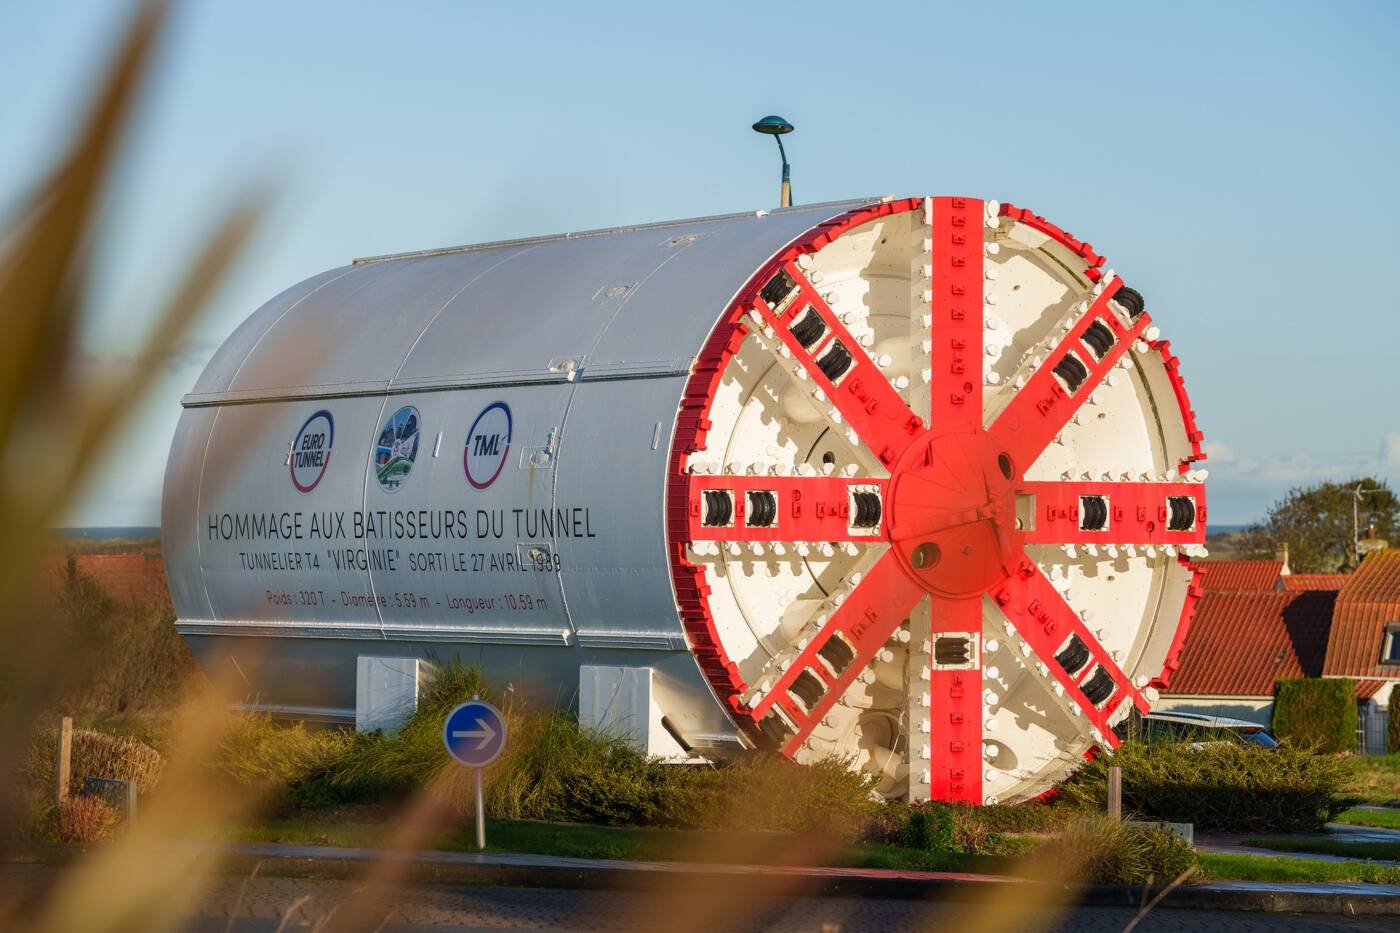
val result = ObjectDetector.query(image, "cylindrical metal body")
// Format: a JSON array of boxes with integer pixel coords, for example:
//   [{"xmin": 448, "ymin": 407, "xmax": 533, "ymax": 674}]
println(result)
[
  {"xmin": 164, "ymin": 196, "xmax": 1207, "ymax": 802},
  {"xmin": 164, "ymin": 201, "xmax": 873, "ymax": 742}
]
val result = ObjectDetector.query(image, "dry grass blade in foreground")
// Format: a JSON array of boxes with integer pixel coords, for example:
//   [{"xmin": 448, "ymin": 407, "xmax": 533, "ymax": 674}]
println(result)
[{"xmin": 0, "ymin": 2, "xmax": 266, "ymax": 930}]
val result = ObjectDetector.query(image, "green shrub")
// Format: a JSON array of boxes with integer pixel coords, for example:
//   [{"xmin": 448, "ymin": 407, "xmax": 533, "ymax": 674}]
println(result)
[
  {"xmin": 706, "ymin": 755, "xmax": 880, "ymax": 837},
  {"xmin": 881, "ymin": 800, "xmax": 1083, "ymax": 856},
  {"xmin": 1031, "ymin": 816, "xmax": 1198, "ymax": 886},
  {"xmin": 1273, "ymin": 678, "xmax": 1357, "ymax": 753},
  {"xmin": 53, "ymin": 795, "xmax": 119, "ymax": 845},
  {"xmin": 332, "ymin": 661, "xmax": 488, "ymax": 788},
  {"xmin": 1389, "ymin": 707, "xmax": 1400, "ymax": 754},
  {"xmin": 326, "ymin": 661, "xmax": 880, "ymax": 838},
  {"xmin": 1057, "ymin": 739, "xmax": 1351, "ymax": 833},
  {"xmin": 892, "ymin": 803, "xmax": 957, "ymax": 851},
  {"xmin": 213, "ymin": 714, "xmax": 353, "ymax": 788}
]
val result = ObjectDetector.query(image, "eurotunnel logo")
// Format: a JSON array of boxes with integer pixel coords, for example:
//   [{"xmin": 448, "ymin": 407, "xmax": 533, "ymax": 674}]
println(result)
[
  {"xmin": 464, "ymin": 401, "xmax": 511, "ymax": 490},
  {"xmin": 374, "ymin": 405, "xmax": 420, "ymax": 493},
  {"xmin": 290, "ymin": 409, "xmax": 334, "ymax": 493}
]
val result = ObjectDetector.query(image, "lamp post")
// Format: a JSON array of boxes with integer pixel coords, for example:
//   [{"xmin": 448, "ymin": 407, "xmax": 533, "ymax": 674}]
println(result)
[{"xmin": 752, "ymin": 115, "xmax": 794, "ymax": 208}]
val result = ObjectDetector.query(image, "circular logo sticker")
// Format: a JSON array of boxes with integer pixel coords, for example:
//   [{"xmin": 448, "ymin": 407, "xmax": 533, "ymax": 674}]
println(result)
[
  {"xmin": 374, "ymin": 405, "xmax": 421, "ymax": 492},
  {"xmin": 464, "ymin": 401, "xmax": 512, "ymax": 490},
  {"xmin": 290, "ymin": 409, "xmax": 334, "ymax": 493}
]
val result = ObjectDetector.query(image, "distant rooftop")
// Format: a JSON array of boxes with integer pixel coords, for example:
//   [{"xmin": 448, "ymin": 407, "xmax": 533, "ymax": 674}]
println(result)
[{"xmin": 1199, "ymin": 560, "xmax": 1284, "ymax": 594}]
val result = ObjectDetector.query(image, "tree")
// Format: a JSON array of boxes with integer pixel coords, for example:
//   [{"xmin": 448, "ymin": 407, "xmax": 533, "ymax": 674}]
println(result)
[{"xmin": 1243, "ymin": 477, "xmax": 1399, "ymax": 573}]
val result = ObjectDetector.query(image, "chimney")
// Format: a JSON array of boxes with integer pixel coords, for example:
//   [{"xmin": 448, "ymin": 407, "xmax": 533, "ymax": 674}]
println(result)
[{"xmin": 1276, "ymin": 543, "xmax": 1291, "ymax": 576}]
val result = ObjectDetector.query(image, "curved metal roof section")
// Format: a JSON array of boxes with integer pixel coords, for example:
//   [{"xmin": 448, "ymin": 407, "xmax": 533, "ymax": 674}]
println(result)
[{"xmin": 185, "ymin": 198, "xmax": 883, "ymax": 407}]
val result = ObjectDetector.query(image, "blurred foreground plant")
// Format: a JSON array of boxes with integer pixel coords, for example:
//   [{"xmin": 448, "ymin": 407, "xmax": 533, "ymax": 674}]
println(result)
[
  {"xmin": 0, "ymin": 0, "xmax": 261, "ymax": 838},
  {"xmin": 0, "ymin": 2, "xmax": 273, "ymax": 931}
]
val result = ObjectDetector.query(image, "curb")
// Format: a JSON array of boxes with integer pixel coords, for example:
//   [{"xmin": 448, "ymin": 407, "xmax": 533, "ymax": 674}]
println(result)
[{"xmin": 10, "ymin": 843, "xmax": 1400, "ymax": 916}]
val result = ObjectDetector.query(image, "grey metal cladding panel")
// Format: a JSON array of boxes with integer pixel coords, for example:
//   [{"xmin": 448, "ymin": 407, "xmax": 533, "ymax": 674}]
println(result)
[
  {"xmin": 587, "ymin": 203, "xmax": 863, "ymax": 368},
  {"xmin": 191, "ymin": 268, "xmax": 351, "ymax": 396},
  {"xmin": 363, "ymin": 384, "xmax": 574, "ymax": 642},
  {"xmin": 553, "ymin": 376, "xmax": 687, "ymax": 638},
  {"xmin": 227, "ymin": 250, "xmax": 526, "ymax": 394},
  {"xmin": 197, "ymin": 397, "xmax": 385, "ymax": 628},
  {"xmin": 162, "ymin": 407, "xmax": 217, "ymax": 620},
  {"xmin": 395, "ymin": 230, "xmax": 682, "ymax": 383}
]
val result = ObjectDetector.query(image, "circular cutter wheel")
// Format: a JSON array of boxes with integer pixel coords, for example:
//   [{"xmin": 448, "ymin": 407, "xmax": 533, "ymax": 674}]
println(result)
[{"xmin": 667, "ymin": 197, "xmax": 1207, "ymax": 804}]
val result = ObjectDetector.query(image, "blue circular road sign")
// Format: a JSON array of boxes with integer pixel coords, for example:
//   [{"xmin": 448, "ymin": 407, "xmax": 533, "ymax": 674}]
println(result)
[{"xmin": 443, "ymin": 700, "xmax": 507, "ymax": 767}]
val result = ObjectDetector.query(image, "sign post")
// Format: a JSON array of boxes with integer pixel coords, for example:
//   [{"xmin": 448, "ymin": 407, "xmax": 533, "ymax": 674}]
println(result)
[{"xmin": 442, "ymin": 697, "xmax": 507, "ymax": 850}]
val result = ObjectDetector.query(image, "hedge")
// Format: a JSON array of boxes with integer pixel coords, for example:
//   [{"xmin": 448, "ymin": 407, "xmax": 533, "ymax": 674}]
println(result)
[
  {"xmin": 1390, "ymin": 700, "xmax": 1400, "ymax": 754},
  {"xmin": 1273, "ymin": 678, "xmax": 1357, "ymax": 753},
  {"xmin": 1057, "ymin": 739, "xmax": 1351, "ymax": 833}
]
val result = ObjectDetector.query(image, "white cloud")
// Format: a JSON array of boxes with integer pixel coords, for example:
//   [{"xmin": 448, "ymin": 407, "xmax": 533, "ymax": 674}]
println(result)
[
  {"xmin": 1203, "ymin": 435, "xmax": 1398, "ymax": 487},
  {"xmin": 1385, "ymin": 433, "xmax": 1400, "ymax": 469},
  {"xmin": 1202, "ymin": 439, "xmax": 1234, "ymax": 464}
]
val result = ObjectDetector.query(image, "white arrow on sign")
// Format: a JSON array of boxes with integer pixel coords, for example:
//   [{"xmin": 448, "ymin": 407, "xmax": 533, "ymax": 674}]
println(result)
[{"xmin": 451, "ymin": 720, "xmax": 497, "ymax": 749}]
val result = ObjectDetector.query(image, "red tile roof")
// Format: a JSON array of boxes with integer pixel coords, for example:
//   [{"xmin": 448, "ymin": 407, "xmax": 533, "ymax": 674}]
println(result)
[
  {"xmin": 1355, "ymin": 679, "xmax": 1389, "ymax": 700},
  {"xmin": 1199, "ymin": 560, "xmax": 1283, "ymax": 593},
  {"xmin": 1322, "ymin": 550, "xmax": 1400, "ymax": 680},
  {"xmin": 1164, "ymin": 590, "xmax": 1335, "ymax": 697},
  {"xmin": 1281, "ymin": 574, "xmax": 1349, "ymax": 592}
]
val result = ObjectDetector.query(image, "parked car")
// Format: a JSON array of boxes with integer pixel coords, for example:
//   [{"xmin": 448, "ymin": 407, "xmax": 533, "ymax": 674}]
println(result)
[{"xmin": 1129, "ymin": 711, "xmax": 1279, "ymax": 748}]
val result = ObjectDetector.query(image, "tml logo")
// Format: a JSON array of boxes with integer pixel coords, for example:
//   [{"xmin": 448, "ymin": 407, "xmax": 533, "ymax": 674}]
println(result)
[{"xmin": 464, "ymin": 401, "xmax": 512, "ymax": 490}]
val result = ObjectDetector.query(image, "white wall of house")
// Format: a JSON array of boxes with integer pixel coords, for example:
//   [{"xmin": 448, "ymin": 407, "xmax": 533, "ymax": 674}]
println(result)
[{"xmin": 1155, "ymin": 695, "xmax": 1274, "ymax": 725}]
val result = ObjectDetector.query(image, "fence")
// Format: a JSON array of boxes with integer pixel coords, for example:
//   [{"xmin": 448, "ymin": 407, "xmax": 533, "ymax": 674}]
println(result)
[{"xmin": 1358, "ymin": 705, "xmax": 1389, "ymax": 755}]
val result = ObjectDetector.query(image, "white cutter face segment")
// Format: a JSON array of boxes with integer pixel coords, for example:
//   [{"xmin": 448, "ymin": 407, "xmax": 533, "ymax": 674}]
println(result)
[{"xmin": 670, "ymin": 198, "xmax": 1206, "ymax": 804}]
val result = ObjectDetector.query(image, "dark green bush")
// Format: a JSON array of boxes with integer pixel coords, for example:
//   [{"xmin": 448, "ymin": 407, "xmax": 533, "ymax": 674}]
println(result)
[
  {"xmin": 1057, "ymin": 739, "xmax": 1352, "ymax": 833},
  {"xmin": 892, "ymin": 803, "xmax": 957, "ymax": 852},
  {"xmin": 1031, "ymin": 816, "xmax": 1198, "ymax": 886},
  {"xmin": 1273, "ymin": 678, "xmax": 1357, "ymax": 753},
  {"xmin": 1389, "ymin": 705, "xmax": 1400, "ymax": 754}
]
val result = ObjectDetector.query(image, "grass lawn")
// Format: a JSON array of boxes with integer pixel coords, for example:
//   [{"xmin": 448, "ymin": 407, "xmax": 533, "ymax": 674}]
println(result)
[
  {"xmin": 1199, "ymin": 853, "xmax": 1400, "ymax": 885},
  {"xmin": 1239, "ymin": 836, "xmax": 1400, "ymax": 862},
  {"xmin": 218, "ymin": 814, "xmax": 1013, "ymax": 875},
  {"xmin": 1343, "ymin": 754, "xmax": 1400, "ymax": 806},
  {"xmin": 1334, "ymin": 807, "xmax": 1400, "ymax": 830},
  {"xmin": 220, "ymin": 813, "xmax": 1400, "ymax": 885}
]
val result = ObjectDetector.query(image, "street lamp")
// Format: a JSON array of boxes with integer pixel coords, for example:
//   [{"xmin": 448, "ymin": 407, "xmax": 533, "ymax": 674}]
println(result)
[{"xmin": 752, "ymin": 115, "xmax": 794, "ymax": 208}]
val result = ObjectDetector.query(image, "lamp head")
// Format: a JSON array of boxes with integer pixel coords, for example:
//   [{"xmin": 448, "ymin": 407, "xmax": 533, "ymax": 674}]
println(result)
[{"xmin": 751, "ymin": 115, "xmax": 794, "ymax": 136}]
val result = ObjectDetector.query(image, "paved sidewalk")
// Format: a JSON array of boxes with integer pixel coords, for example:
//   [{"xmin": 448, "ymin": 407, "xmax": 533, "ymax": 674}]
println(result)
[{"xmin": 1198, "ymin": 820, "xmax": 1400, "ymax": 865}]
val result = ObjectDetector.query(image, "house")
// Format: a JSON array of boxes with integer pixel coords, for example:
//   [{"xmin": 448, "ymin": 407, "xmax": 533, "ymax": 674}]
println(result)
[
  {"xmin": 1158, "ymin": 553, "xmax": 1399, "ymax": 753},
  {"xmin": 1157, "ymin": 586, "xmax": 1334, "ymax": 726},
  {"xmin": 1322, "ymin": 551, "xmax": 1400, "ymax": 749}
]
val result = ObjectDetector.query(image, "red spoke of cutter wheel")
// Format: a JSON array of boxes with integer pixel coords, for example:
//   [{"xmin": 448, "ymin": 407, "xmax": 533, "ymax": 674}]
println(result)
[
  {"xmin": 743, "ymin": 549, "xmax": 925, "ymax": 756},
  {"xmin": 749, "ymin": 261, "xmax": 923, "ymax": 467},
  {"xmin": 989, "ymin": 558, "xmax": 1150, "ymax": 745},
  {"xmin": 1018, "ymin": 480, "xmax": 1206, "ymax": 546},
  {"xmin": 925, "ymin": 592, "xmax": 986, "ymax": 803},
  {"xmin": 685, "ymin": 475, "xmax": 888, "ymax": 542},
  {"xmin": 989, "ymin": 279, "xmax": 1153, "ymax": 469},
  {"xmin": 926, "ymin": 196, "xmax": 986, "ymax": 431},
  {"xmin": 911, "ymin": 196, "xmax": 991, "ymax": 804}
]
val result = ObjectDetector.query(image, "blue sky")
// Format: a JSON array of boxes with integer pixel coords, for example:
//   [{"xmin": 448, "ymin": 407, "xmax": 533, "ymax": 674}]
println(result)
[{"xmin": 3, "ymin": 0, "xmax": 1397, "ymax": 526}]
